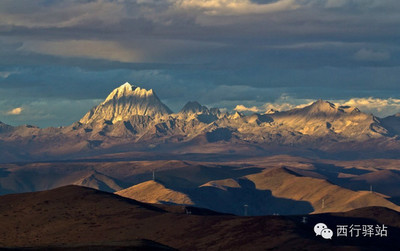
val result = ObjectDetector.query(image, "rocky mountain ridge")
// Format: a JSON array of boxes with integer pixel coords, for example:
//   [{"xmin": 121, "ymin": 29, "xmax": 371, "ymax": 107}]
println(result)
[
  {"xmin": 1, "ymin": 82, "xmax": 400, "ymax": 161},
  {"xmin": 79, "ymin": 83, "xmax": 172, "ymax": 124}
]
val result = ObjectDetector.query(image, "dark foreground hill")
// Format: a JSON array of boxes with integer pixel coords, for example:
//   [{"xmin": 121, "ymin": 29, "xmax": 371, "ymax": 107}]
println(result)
[{"xmin": 0, "ymin": 186, "xmax": 399, "ymax": 250}]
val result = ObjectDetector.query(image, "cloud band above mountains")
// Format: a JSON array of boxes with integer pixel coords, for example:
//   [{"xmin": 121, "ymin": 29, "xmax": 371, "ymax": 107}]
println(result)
[{"xmin": 235, "ymin": 97, "xmax": 400, "ymax": 118}]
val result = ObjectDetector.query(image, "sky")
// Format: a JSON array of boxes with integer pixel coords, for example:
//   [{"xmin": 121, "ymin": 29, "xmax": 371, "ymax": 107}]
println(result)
[{"xmin": 0, "ymin": 0, "xmax": 400, "ymax": 127}]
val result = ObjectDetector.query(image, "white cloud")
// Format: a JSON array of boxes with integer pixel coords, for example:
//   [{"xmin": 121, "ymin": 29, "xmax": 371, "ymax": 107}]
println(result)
[
  {"xmin": 233, "ymin": 96, "xmax": 400, "ymax": 117},
  {"xmin": 0, "ymin": 71, "xmax": 14, "ymax": 78},
  {"xmin": 354, "ymin": 48, "xmax": 390, "ymax": 62},
  {"xmin": 6, "ymin": 107, "xmax": 23, "ymax": 115},
  {"xmin": 234, "ymin": 104, "xmax": 259, "ymax": 112},
  {"xmin": 261, "ymin": 95, "xmax": 313, "ymax": 112},
  {"xmin": 334, "ymin": 97, "xmax": 400, "ymax": 117},
  {"xmin": 262, "ymin": 102, "xmax": 311, "ymax": 112},
  {"xmin": 233, "ymin": 95, "xmax": 313, "ymax": 114}
]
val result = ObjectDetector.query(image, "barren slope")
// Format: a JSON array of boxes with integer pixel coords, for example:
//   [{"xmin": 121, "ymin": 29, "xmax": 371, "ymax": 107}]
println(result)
[
  {"xmin": 116, "ymin": 180, "xmax": 194, "ymax": 205},
  {"xmin": 1, "ymin": 186, "xmax": 400, "ymax": 250},
  {"xmin": 245, "ymin": 167, "xmax": 400, "ymax": 213}
]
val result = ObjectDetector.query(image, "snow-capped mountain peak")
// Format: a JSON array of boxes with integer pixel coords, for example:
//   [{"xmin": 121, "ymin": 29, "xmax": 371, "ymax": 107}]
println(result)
[
  {"xmin": 104, "ymin": 83, "xmax": 154, "ymax": 102},
  {"xmin": 305, "ymin": 99, "xmax": 338, "ymax": 115},
  {"xmin": 79, "ymin": 82, "xmax": 172, "ymax": 124}
]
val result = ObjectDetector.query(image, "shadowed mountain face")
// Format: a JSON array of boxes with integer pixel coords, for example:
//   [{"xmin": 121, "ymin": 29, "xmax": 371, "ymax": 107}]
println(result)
[
  {"xmin": 115, "ymin": 165, "xmax": 400, "ymax": 216},
  {"xmin": 1, "ymin": 82, "xmax": 400, "ymax": 162},
  {"xmin": 180, "ymin": 101, "xmax": 210, "ymax": 114},
  {"xmin": 3, "ymin": 155, "xmax": 400, "ymax": 216},
  {"xmin": 1, "ymin": 185, "xmax": 400, "ymax": 250},
  {"xmin": 381, "ymin": 113, "xmax": 400, "ymax": 136}
]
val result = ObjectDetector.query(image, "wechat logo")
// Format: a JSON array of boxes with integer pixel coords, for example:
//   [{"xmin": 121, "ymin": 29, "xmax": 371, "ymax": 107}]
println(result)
[{"xmin": 314, "ymin": 223, "xmax": 333, "ymax": 240}]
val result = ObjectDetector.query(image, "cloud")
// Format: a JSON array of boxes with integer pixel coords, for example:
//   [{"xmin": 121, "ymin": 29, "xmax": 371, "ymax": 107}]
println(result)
[
  {"xmin": 0, "ymin": 0, "xmax": 126, "ymax": 28},
  {"xmin": 1, "ymin": 0, "xmax": 399, "ymax": 68},
  {"xmin": 232, "ymin": 95, "xmax": 313, "ymax": 114},
  {"xmin": 6, "ymin": 107, "xmax": 23, "ymax": 115},
  {"xmin": 335, "ymin": 97, "xmax": 400, "ymax": 117},
  {"xmin": 262, "ymin": 102, "xmax": 311, "ymax": 112},
  {"xmin": 173, "ymin": 0, "xmax": 300, "ymax": 15},
  {"xmin": 323, "ymin": 0, "xmax": 349, "ymax": 8},
  {"xmin": 270, "ymin": 41, "xmax": 364, "ymax": 50},
  {"xmin": 354, "ymin": 49, "xmax": 390, "ymax": 62},
  {"xmin": 260, "ymin": 95, "xmax": 313, "ymax": 112},
  {"xmin": 234, "ymin": 104, "xmax": 259, "ymax": 112},
  {"xmin": 0, "ymin": 71, "xmax": 15, "ymax": 78},
  {"xmin": 0, "ymin": 98, "xmax": 102, "ymax": 127},
  {"xmin": 20, "ymin": 40, "xmax": 142, "ymax": 63},
  {"xmin": 302, "ymin": 0, "xmax": 393, "ymax": 10},
  {"xmin": 249, "ymin": 96, "xmax": 400, "ymax": 117},
  {"xmin": 233, "ymin": 102, "xmax": 307, "ymax": 114}
]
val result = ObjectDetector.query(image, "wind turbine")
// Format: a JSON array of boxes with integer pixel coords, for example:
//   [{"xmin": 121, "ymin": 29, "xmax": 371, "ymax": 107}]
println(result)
[{"xmin": 244, "ymin": 204, "xmax": 249, "ymax": 216}]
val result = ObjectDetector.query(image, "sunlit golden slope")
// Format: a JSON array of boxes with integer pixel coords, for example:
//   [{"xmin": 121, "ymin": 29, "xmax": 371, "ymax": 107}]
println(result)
[
  {"xmin": 116, "ymin": 180, "xmax": 194, "ymax": 205},
  {"xmin": 245, "ymin": 167, "xmax": 400, "ymax": 213}
]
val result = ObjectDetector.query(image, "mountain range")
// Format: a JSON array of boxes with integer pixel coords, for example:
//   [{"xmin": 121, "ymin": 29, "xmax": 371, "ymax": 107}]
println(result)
[
  {"xmin": 2, "ymin": 85, "xmax": 400, "ymax": 218},
  {"xmin": 1, "ymin": 82, "xmax": 400, "ymax": 162}
]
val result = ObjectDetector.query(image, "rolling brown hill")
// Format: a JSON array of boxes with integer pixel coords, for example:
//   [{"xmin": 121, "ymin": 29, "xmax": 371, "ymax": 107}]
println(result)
[
  {"xmin": 245, "ymin": 167, "xmax": 400, "ymax": 213},
  {"xmin": 115, "ymin": 180, "xmax": 194, "ymax": 205},
  {"xmin": 1, "ymin": 185, "xmax": 400, "ymax": 250},
  {"xmin": 110, "ymin": 166, "xmax": 400, "ymax": 216},
  {"xmin": 3, "ymin": 156, "xmax": 400, "ymax": 216},
  {"xmin": 72, "ymin": 170, "xmax": 124, "ymax": 193}
]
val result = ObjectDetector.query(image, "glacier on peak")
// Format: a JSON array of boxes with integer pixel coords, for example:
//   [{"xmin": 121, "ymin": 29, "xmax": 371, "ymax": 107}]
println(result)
[
  {"xmin": 79, "ymin": 82, "xmax": 172, "ymax": 124},
  {"xmin": 104, "ymin": 82, "xmax": 155, "ymax": 102}
]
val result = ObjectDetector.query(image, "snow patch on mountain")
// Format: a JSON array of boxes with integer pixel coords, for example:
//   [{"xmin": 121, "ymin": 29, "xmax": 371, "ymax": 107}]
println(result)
[{"xmin": 80, "ymin": 82, "xmax": 172, "ymax": 124}]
